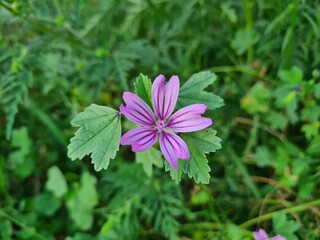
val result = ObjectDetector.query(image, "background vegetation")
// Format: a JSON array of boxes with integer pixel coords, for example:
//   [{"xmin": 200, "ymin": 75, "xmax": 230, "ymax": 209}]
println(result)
[{"xmin": 1, "ymin": 0, "xmax": 320, "ymax": 239}]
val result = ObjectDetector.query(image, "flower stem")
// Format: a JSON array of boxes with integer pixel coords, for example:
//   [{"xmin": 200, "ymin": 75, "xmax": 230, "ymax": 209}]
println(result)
[{"xmin": 240, "ymin": 199, "xmax": 320, "ymax": 228}]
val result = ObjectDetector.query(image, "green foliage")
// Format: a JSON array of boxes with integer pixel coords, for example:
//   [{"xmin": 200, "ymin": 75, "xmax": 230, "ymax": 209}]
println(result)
[
  {"xmin": 182, "ymin": 129, "xmax": 222, "ymax": 184},
  {"xmin": 45, "ymin": 166, "xmax": 68, "ymax": 198},
  {"xmin": 231, "ymin": 29, "xmax": 260, "ymax": 55},
  {"xmin": 178, "ymin": 71, "xmax": 224, "ymax": 110},
  {"xmin": 34, "ymin": 192, "xmax": 61, "ymax": 216},
  {"xmin": 136, "ymin": 147, "xmax": 163, "ymax": 177},
  {"xmin": 163, "ymin": 129, "xmax": 222, "ymax": 184},
  {"xmin": 241, "ymin": 82, "xmax": 271, "ymax": 114},
  {"xmin": 273, "ymin": 213, "xmax": 300, "ymax": 240},
  {"xmin": 1, "ymin": 0, "xmax": 320, "ymax": 239},
  {"xmin": 66, "ymin": 172, "xmax": 98, "ymax": 231},
  {"xmin": 134, "ymin": 73, "xmax": 153, "ymax": 108},
  {"xmin": 68, "ymin": 104, "xmax": 121, "ymax": 171},
  {"xmin": 9, "ymin": 127, "xmax": 34, "ymax": 179},
  {"xmin": 0, "ymin": 72, "xmax": 32, "ymax": 140}
]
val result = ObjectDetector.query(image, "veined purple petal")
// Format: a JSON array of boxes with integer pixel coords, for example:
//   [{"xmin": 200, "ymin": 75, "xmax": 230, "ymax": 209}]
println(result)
[
  {"xmin": 159, "ymin": 131, "xmax": 190, "ymax": 169},
  {"xmin": 253, "ymin": 229, "xmax": 269, "ymax": 240},
  {"xmin": 120, "ymin": 92, "xmax": 155, "ymax": 126},
  {"xmin": 167, "ymin": 104, "xmax": 212, "ymax": 132},
  {"xmin": 152, "ymin": 75, "xmax": 179, "ymax": 121},
  {"xmin": 120, "ymin": 127, "xmax": 157, "ymax": 152}
]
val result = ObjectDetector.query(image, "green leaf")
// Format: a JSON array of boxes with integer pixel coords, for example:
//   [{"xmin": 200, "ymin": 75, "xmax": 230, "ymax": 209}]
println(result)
[
  {"xmin": 278, "ymin": 66, "xmax": 303, "ymax": 84},
  {"xmin": 0, "ymin": 71, "xmax": 32, "ymax": 140},
  {"xmin": 68, "ymin": 104, "xmax": 122, "ymax": 171},
  {"xmin": 134, "ymin": 73, "xmax": 152, "ymax": 108},
  {"xmin": 307, "ymin": 135, "xmax": 320, "ymax": 155},
  {"xmin": 181, "ymin": 129, "xmax": 222, "ymax": 184},
  {"xmin": 45, "ymin": 166, "xmax": 68, "ymax": 198},
  {"xmin": 178, "ymin": 71, "xmax": 224, "ymax": 110},
  {"xmin": 265, "ymin": 111, "xmax": 288, "ymax": 130},
  {"xmin": 231, "ymin": 29, "xmax": 260, "ymax": 55},
  {"xmin": 253, "ymin": 146, "xmax": 273, "ymax": 167},
  {"xmin": 9, "ymin": 127, "xmax": 34, "ymax": 179},
  {"xmin": 164, "ymin": 160, "xmax": 184, "ymax": 184},
  {"xmin": 0, "ymin": 219, "xmax": 12, "ymax": 240},
  {"xmin": 66, "ymin": 172, "xmax": 98, "ymax": 231},
  {"xmin": 183, "ymin": 128, "xmax": 222, "ymax": 154},
  {"xmin": 241, "ymin": 82, "xmax": 271, "ymax": 114},
  {"xmin": 34, "ymin": 192, "xmax": 61, "ymax": 216},
  {"xmin": 273, "ymin": 213, "xmax": 300, "ymax": 240},
  {"xmin": 136, "ymin": 147, "xmax": 163, "ymax": 177}
]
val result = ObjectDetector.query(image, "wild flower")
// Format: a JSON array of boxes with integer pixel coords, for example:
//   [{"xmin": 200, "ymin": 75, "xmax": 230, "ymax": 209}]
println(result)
[
  {"xmin": 120, "ymin": 74, "xmax": 212, "ymax": 169},
  {"xmin": 253, "ymin": 228, "xmax": 286, "ymax": 240}
]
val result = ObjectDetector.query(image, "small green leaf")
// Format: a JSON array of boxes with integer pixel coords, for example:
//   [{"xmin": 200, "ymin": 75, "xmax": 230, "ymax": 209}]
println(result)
[
  {"xmin": 136, "ymin": 147, "xmax": 163, "ymax": 177},
  {"xmin": 134, "ymin": 73, "xmax": 152, "ymax": 108},
  {"xmin": 253, "ymin": 146, "xmax": 273, "ymax": 167},
  {"xmin": 278, "ymin": 66, "xmax": 303, "ymax": 84},
  {"xmin": 265, "ymin": 111, "xmax": 288, "ymax": 130},
  {"xmin": 68, "ymin": 104, "xmax": 122, "ymax": 171},
  {"xmin": 273, "ymin": 213, "xmax": 300, "ymax": 240},
  {"xmin": 181, "ymin": 129, "xmax": 222, "ymax": 184},
  {"xmin": 45, "ymin": 166, "xmax": 68, "ymax": 198},
  {"xmin": 9, "ymin": 127, "xmax": 34, "ymax": 179},
  {"xmin": 241, "ymin": 82, "xmax": 271, "ymax": 114},
  {"xmin": 9, "ymin": 127, "xmax": 31, "ymax": 165},
  {"xmin": 178, "ymin": 71, "xmax": 224, "ymax": 110},
  {"xmin": 34, "ymin": 192, "xmax": 61, "ymax": 216},
  {"xmin": 66, "ymin": 172, "xmax": 98, "ymax": 231},
  {"xmin": 231, "ymin": 29, "xmax": 260, "ymax": 55}
]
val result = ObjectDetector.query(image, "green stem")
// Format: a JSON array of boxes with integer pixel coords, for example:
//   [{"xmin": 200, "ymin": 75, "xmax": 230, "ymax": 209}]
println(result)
[
  {"xmin": 242, "ymin": 0, "xmax": 254, "ymax": 64},
  {"xmin": 240, "ymin": 199, "xmax": 320, "ymax": 228},
  {"xmin": 208, "ymin": 65, "xmax": 278, "ymax": 85},
  {"xmin": 0, "ymin": 209, "xmax": 47, "ymax": 240},
  {"xmin": 243, "ymin": 115, "xmax": 259, "ymax": 156}
]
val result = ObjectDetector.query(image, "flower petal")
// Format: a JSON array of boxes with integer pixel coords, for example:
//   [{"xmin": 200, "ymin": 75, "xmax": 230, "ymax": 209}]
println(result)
[
  {"xmin": 159, "ymin": 131, "xmax": 190, "ymax": 169},
  {"xmin": 152, "ymin": 75, "xmax": 179, "ymax": 120},
  {"xmin": 270, "ymin": 236, "xmax": 286, "ymax": 240},
  {"xmin": 167, "ymin": 104, "xmax": 212, "ymax": 132},
  {"xmin": 120, "ymin": 127, "xmax": 157, "ymax": 152},
  {"xmin": 253, "ymin": 229, "xmax": 269, "ymax": 240},
  {"xmin": 120, "ymin": 92, "xmax": 156, "ymax": 126}
]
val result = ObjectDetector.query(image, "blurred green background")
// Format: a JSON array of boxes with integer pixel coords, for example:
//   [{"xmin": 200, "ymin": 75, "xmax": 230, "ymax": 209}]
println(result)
[{"xmin": 0, "ymin": 0, "xmax": 320, "ymax": 239}]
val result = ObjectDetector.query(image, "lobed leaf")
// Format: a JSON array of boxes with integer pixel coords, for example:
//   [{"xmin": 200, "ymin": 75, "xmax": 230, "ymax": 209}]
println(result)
[
  {"xmin": 136, "ymin": 147, "xmax": 163, "ymax": 177},
  {"xmin": 167, "ymin": 129, "xmax": 222, "ymax": 184},
  {"xmin": 68, "ymin": 104, "xmax": 121, "ymax": 171},
  {"xmin": 178, "ymin": 71, "xmax": 224, "ymax": 110}
]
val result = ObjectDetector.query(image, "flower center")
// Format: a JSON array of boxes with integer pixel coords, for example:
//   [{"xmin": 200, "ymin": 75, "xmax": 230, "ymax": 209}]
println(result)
[{"xmin": 155, "ymin": 120, "xmax": 166, "ymax": 132}]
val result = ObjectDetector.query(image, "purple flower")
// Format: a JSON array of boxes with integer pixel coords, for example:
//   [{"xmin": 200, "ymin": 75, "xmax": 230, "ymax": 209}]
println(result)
[
  {"xmin": 253, "ymin": 229, "xmax": 286, "ymax": 240},
  {"xmin": 120, "ymin": 74, "xmax": 212, "ymax": 169}
]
